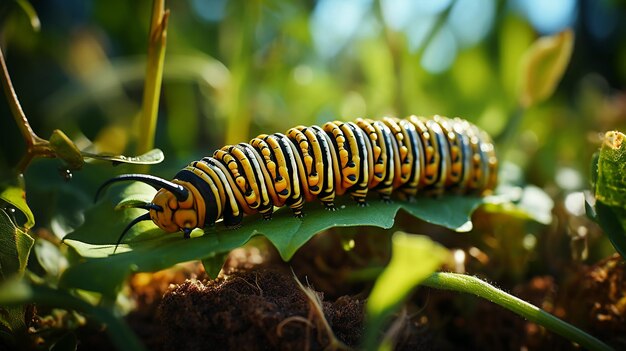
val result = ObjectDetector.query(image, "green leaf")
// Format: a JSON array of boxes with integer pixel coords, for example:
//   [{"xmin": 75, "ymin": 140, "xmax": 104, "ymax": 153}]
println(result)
[
  {"xmin": 0, "ymin": 209, "xmax": 34, "ymax": 279},
  {"xmin": 34, "ymin": 238, "xmax": 69, "ymax": 279},
  {"xmin": 595, "ymin": 131, "xmax": 626, "ymax": 208},
  {"xmin": 201, "ymin": 252, "xmax": 228, "ymax": 279},
  {"xmin": 15, "ymin": 0, "xmax": 40, "ymax": 32},
  {"xmin": 81, "ymin": 148, "xmax": 164, "ymax": 166},
  {"xmin": 596, "ymin": 202, "xmax": 626, "ymax": 259},
  {"xmin": 60, "ymin": 182, "xmax": 490, "ymax": 297},
  {"xmin": 519, "ymin": 29, "xmax": 574, "ymax": 108},
  {"xmin": 0, "ymin": 209, "xmax": 34, "ymax": 332},
  {"xmin": 64, "ymin": 182, "xmax": 156, "ymax": 249},
  {"xmin": 594, "ymin": 131, "xmax": 626, "ymax": 258},
  {"xmin": 0, "ymin": 305, "xmax": 25, "ymax": 333},
  {"xmin": 363, "ymin": 233, "xmax": 449, "ymax": 349},
  {"xmin": 0, "ymin": 185, "xmax": 35, "ymax": 229},
  {"xmin": 483, "ymin": 185, "xmax": 554, "ymax": 225},
  {"xmin": 49, "ymin": 129, "xmax": 85, "ymax": 170}
]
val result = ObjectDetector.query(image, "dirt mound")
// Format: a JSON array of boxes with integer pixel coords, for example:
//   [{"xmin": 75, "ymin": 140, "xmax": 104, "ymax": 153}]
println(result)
[{"xmin": 157, "ymin": 267, "xmax": 362, "ymax": 350}]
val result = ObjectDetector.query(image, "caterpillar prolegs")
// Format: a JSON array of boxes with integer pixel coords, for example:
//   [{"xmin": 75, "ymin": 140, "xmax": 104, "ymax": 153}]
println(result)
[{"xmin": 98, "ymin": 115, "xmax": 497, "ymax": 245}]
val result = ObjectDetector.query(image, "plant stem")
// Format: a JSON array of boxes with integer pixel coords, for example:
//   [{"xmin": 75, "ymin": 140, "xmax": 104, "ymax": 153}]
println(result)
[
  {"xmin": 374, "ymin": 0, "xmax": 454, "ymax": 115},
  {"xmin": 422, "ymin": 272, "xmax": 613, "ymax": 351},
  {"xmin": 413, "ymin": 2, "xmax": 454, "ymax": 58},
  {"xmin": 137, "ymin": 0, "xmax": 169, "ymax": 165},
  {"xmin": 222, "ymin": 1, "xmax": 257, "ymax": 145},
  {"xmin": 0, "ymin": 47, "xmax": 37, "ymax": 147},
  {"xmin": 494, "ymin": 105, "xmax": 523, "ymax": 145},
  {"xmin": 0, "ymin": 46, "xmax": 54, "ymax": 172}
]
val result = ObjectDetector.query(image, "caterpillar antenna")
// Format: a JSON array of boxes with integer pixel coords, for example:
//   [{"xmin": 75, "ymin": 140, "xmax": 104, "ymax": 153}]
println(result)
[
  {"xmin": 95, "ymin": 174, "xmax": 188, "ymax": 202},
  {"xmin": 113, "ymin": 212, "xmax": 152, "ymax": 254}
]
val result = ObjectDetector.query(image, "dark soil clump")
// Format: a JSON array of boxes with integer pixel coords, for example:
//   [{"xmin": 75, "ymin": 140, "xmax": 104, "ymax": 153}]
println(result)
[
  {"xmin": 559, "ymin": 254, "xmax": 626, "ymax": 349},
  {"xmin": 157, "ymin": 267, "xmax": 362, "ymax": 350}
]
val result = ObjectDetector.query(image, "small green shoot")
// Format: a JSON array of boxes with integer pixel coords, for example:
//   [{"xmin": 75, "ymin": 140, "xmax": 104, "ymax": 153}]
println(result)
[{"xmin": 364, "ymin": 233, "xmax": 449, "ymax": 350}]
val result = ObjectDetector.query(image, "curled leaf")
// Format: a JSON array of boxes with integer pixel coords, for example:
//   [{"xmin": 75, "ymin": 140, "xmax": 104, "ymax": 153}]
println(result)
[
  {"xmin": 15, "ymin": 0, "xmax": 40, "ymax": 32},
  {"xmin": 519, "ymin": 29, "xmax": 574, "ymax": 108},
  {"xmin": 364, "ymin": 233, "xmax": 449, "ymax": 349},
  {"xmin": 0, "ymin": 185, "xmax": 35, "ymax": 229},
  {"xmin": 49, "ymin": 129, "xmax": 84, "ymax": 170},
  {"xmin": 81, "ymin": 148, "xmax": 164, "ymax": 166}
]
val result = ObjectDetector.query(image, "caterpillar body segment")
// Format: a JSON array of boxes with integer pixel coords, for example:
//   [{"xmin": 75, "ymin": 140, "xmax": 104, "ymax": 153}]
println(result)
[{"xmin": 99, "ymin": 115, "xmax": 498, "ymax": 247}]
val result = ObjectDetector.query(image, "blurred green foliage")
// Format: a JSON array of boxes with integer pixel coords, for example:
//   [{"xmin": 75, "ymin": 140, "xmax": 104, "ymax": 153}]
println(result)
[
  {"xmin": 0, "ymin": 0, "xmax": 621, "ymax": 260},
  {"xmin": 1, "ymin": 0, "xmax": 625, "ymax": 307},
  {"xmin": 1, "ymin": 0, "xmax": 624, "ymax": 183},
  {"xmin": 0, "ymin": 0, "xmax": 623, "ymax": 178}
]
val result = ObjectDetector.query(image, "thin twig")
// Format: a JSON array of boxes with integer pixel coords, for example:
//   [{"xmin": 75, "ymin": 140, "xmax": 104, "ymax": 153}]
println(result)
[
  {"xmin": 0, "ymin": 47, "xmax": 39, "ymax": 147},
  {"xmin": 0, "ymin": 46, "xmax": 54, "ymax": 172}
]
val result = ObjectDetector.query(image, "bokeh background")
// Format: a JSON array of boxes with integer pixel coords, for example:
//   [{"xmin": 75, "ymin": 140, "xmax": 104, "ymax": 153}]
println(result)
[{"xmin": 0, "ymin": 0, "xmax": 625, "ymax": 250}]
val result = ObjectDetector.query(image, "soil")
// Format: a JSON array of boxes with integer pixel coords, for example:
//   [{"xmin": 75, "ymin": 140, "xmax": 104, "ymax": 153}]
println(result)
[
  {"xmin": 110, "ymin": 232, "xmax": 625, "ymax": 351},
  {"xmin": 24, "ymin": 226, "xmax": 622, "ymax": 351}
]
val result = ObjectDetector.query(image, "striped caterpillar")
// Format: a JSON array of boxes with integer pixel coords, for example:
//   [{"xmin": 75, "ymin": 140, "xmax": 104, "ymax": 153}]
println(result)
[{"xmin": 97, "ymin": 115, "xmax": 497, "ymax": 246}]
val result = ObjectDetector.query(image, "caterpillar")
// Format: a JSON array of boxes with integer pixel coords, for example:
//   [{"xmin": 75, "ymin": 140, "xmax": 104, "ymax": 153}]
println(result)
[{"xmin": 97, "ymin": 115, "xmax": 497, "ymax": 247}]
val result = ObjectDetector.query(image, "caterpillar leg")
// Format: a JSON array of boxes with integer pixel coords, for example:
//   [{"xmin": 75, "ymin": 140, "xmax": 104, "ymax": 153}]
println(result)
[
  {"xmin": 259, "ymin": 206, "xmax": 274, "ymax": 221},
  {"xmin": 288, "ymin": 194, "xmax": 305, "ymax": 218},
  {"xmin": 291, "ymin": 206, "xmax": 305, "ymax": 218},
  {"xmin": 350, "ymin": 188, "xmax": 368, "ymax": 207},
  {"xmin": 395, "ymin": 189, "xmax": 416, "ymax": 203},
  {"xmin": 319, "ymin": 192, "xmax": 337, "ymax": 211},
  {"xmin": 350, "ymin": 192, "xmax": 368, "ymax": 207},
  {"xmin": 376, "ymin": 185, "xmax": 394, "ymax": 204},
  {"xmin": 352, "ymin": 196, "xmax": 368, "ymax": 207},
  {"xmin": 321, "ymin": 200, "xmax": 337, "ymax": 211}
]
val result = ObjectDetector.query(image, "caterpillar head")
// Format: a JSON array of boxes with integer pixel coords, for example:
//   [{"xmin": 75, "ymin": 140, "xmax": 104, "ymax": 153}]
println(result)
[
  {"xmin": 150, "ymin": 182, "xmax": 202, "ymax": 234},
  {"xmin": 96, "ymin": 173, "xmax": 220, "ymax": 252}
]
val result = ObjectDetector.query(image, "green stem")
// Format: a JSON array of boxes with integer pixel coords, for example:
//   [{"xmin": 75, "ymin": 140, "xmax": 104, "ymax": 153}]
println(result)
[
  {"xmin": 137, "ymin": 0, "xmax": 169, "ymax": 166},
  {"xmin": 414, "ymin": 2, "xmax": 454, "ymax": 58},
  {"xmin": 374, "ymin": 0, "xmax": 455, "ymax": 115},
  {"xmin": 422, "ymin": 272, "xmax": 613, "ymax": 351},
  {"xmin": 494, "ymin": 105, "xmax": 523, "ymax": 145},
  {"xmin": 222, "ymin": 1, "xmax": 257, "ymax": 144}
]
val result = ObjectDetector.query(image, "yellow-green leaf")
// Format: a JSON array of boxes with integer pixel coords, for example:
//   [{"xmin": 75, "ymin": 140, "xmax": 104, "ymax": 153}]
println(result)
[
  {"xmin": 519, "ymin": 29, "xmax": 574, "ymax": 108},
  {"xmin": 596, "ymin": 131, "xmax": 626, "ymax": 208},
  {"xmin": 364, "ymin": 233, "xmax": 449, "ymax": 349},
  {"xmin": 0, "ymin": 185, "xmax": 34, "ymax": 229},
  {"xmin": 15, "ymin": 0, "xmax": 40, "ymax": 32},
  {"xmin": 594, "ymin": 131, "xmax": 626, "ymax": 258}
]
